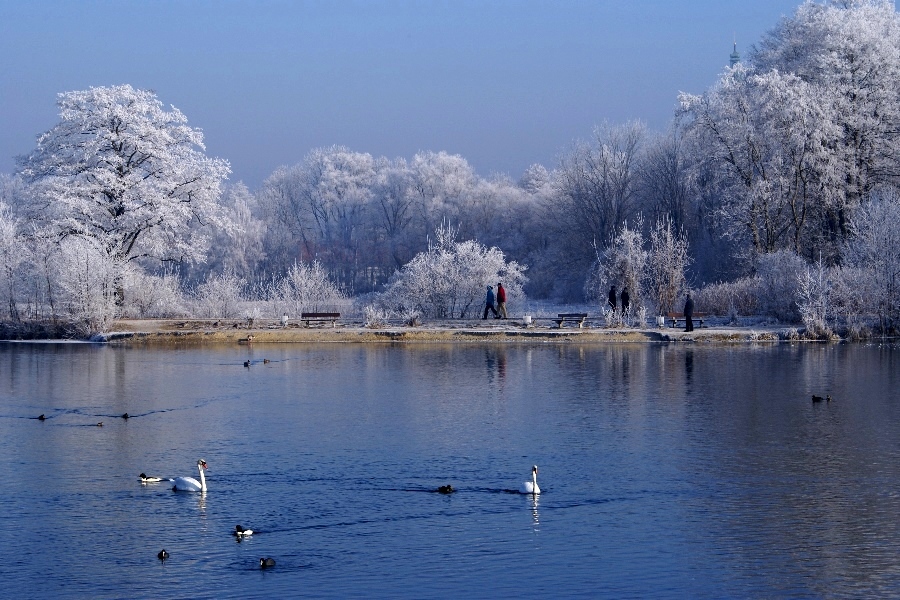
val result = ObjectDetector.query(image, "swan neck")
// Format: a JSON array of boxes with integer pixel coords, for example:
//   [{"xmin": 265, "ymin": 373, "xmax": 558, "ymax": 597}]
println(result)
[{"xmin": 199, "ymin": 464, "xmax": 207, "ymax": 491}]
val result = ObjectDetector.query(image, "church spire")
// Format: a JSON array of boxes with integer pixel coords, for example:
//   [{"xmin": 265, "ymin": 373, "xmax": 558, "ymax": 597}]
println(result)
[{"xmin": 730, "ymin": 37, "xmax": 740, "ymax": 67}]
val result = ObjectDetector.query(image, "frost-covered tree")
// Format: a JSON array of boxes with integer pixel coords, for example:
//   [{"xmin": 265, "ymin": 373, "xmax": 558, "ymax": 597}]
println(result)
[
  {"xmin": 843, "ymin": 188, "xmax": 900, "ymax": 329},
  {"xmin": 755, "ymin": 250, "xmax": 807, "ymax": 321},
  {"xmin": 371, "ymin": 157, "xmax": 416, "ymax": 270},
  {"xmin": 753, "ymin": 0, "xmax": 900, "ymax": 233},
  {"xmin": 0, "ymin": 201, "xmax": 26, "ymax": 320},
  {"xmin": 797, "ymin": 256, "xmax": 832, "ymax": 335},
  {"xmin": 409, "ymin": 151, "xmax": 478, "ymax": 242},
  {"xmin": 680, "ymin": 1, "xmax": 900, "ymax": 266},
  {"xmin": 277, "ymin": 260, "xmax": 345, "ymax": 317},
  {"xmin": 193, "ymin": 271, "xmax": 245, "ymax": 319},
  {"xmin": 380, "ymin": 222, "xmax": 527, "ymax": 319},
  {"xmin": 680, "ymin": 67, "xmax": 836, "ymax": 259},
  {"xmin": 639, "ymin": 131, "xmax": 691, "ymax": 233},
  {"xmin": 54, "ymin": 238, "xmax": 121, "ymax": 333},
  {"xmin": 555, "ymin": 121, "xmax": 645, "ymax": 255},
  {"xmin": 201, "ymin": 182, "xmax": 266, "ymax": 281},
  {"xmin": 123, "ymin": 270, "xmax": 188, "ymax": 319},
  {"xmin": 587, "ymin": 218, "xmax": 647, "ymax": 318},
  {"xmin": 260, "ymin": 146, "xmax": 375, "ymax": 290},
  {"xmin": 646, "ymin": 217, "xmax": 691, "ymax": 315},
  {"xmin": 16, "ymin": 85, "xmax": 232, "ymax": 299}
]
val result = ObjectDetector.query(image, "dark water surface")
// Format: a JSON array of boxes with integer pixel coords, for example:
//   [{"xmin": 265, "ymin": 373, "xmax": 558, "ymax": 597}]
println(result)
[{"xmin": 0, "ymin": 341, "xmax": 898, "ymax": 599}]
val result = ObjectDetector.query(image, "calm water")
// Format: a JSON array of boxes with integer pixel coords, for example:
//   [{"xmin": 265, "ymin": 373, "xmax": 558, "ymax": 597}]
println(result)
[{"xmin": 0, "ymin": 340, "xmax": 898, "ymax": 599}]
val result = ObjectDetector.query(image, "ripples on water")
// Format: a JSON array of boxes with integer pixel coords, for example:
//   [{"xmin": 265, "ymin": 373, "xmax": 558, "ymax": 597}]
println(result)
[{"xmin": 0, "ymin": 341, "xmax": 898, "ymax": 598}]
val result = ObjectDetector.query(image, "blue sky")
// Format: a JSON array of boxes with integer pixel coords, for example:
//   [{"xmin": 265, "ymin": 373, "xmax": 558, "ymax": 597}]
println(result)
[{"xmin": 1, "ymin": 0, "xmax": 802, "ymax": 188}]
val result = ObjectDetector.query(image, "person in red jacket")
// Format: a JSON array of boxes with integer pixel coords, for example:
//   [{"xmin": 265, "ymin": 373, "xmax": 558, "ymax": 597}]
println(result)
[{"xmin": 496, "ymin": 282, "xmax": 508, "ymax": 319}]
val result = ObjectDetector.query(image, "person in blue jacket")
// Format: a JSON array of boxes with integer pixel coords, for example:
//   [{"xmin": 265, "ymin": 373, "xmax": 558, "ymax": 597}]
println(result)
[{"xmin": 483, "ymin": 285, "xmax": 499, "ymax": 319}]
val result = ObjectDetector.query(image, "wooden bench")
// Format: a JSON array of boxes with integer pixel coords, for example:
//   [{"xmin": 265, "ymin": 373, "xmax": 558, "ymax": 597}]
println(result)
[
  {"xmin": 555, "ymin": 313, "xmax": 589, "ymax": 328},
  {"xmin": 300, "ymin": 312, "xmax": 341, "ymax": 327},
  {"xmin": 666, "ymin": 312, "xmax": 706, "ymax": 328}
]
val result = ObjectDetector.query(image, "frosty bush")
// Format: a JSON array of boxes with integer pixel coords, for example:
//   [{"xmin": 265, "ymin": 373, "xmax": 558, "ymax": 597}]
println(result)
[
  {"xmin": 645, "ymin": 217, "xmax": 690, "ymax": 316},
  {"xmin": 193, "ymin": 271, "xmax": 245, "ymax": 319},
  {"xmin": 586, "ymin": 219, "xmax": 646, "ymax": 315},
  {"xmin": 277, "ymin": 260, "xmax": 344, "ymax": 318},
  {"xmin": 796, "ymin": 258, "xmax": 832, "ymax": 336},
  {"xmin": 380, "ymin": 222, "xmax": 527, "ymax": 319},
  {"xmin": 755, "ymin": 250, "xmax": 806, "ymax": 321},
  {"xmin": 123, "ymin": 270, "xmax": 188, "ymax": 318},
  {"xmin": 54, "ymin": 238, "xmax": 120, "ymax": 333},
  {"xmin": 694, "ymin": 278, "xmax": 760, "ymax": 319},
  {"xmin": 363, "ymin": 305, "xmax": 389, "ymax": 328},
  {"xmin": 827, "ymin": 266, "xmax": 874, "ymax": 335},
  {"xmin": 843, "ymin": 189, "xmax": 900, "ymax": 331}
]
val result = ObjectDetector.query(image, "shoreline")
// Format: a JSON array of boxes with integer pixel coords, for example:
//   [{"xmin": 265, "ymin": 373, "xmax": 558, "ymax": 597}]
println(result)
[{"xmin": 89, "ymin": 318, "xmax": 803, "ymax": 345}]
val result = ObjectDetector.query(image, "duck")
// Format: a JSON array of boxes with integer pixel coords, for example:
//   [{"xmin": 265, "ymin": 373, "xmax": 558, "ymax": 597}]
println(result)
[
  {"xmin": 234, "ymin": 525, "xmax": 254, "ymax": 537},
  {"xmin": 259, "ymin": 557, "xmax": 276, "ymax": 569},
  {"xmin": 521, "ymin": 465, "xmax": 541, "ymax": 495},
  {"xmin": 96, "ymin": 422, "xmax": 103, "ymax": 427},
  {"xmin": 139, "ymin": 473, "xmax": 165, "ymax": 483},
  {"xmin": 243, "ymin": 360, "xmax": 251, "ymax": 368},
  {"xmin": 37, "ymin": 414, "xmax": 46, "ymax": 421},
  {"xmin": 158, "ymin": 549, "xmax": 169, "ymax": 561},
  {"xmin": 122, "ymin": 413, "xmax": 130, "ymax": 419},
  {"xmin": 827, "ymin": 395, "xmax": 833, "ymax": 402},
  {"xmin": 811, "ymin": 395, "xmax": 824, "ymax": 403},
  {"xmin": 263, "ymin": 358, "xmax": 270, "ymax": 364},
  {"xmin": 436, "ymin": 485, "xmax": 454, "ymax": 494}
]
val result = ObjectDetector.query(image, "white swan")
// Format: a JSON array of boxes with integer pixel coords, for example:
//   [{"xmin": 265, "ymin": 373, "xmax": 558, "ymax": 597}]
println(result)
[
  {"xmin": 521, "ymin": 465, "xmax": 541, "ymax": 495},
  {"xmin": 173, "ymin": 459, "xmax": 207, "ymax": 492}
]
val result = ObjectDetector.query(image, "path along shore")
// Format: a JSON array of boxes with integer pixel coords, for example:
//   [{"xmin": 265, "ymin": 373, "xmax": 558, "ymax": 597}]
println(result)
[{"xmin": 97, "ymin": 318, "xmax": 799, "ymax": 345}]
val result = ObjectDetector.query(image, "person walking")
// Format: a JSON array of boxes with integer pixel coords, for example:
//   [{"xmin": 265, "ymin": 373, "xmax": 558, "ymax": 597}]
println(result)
[
  {"xmin": 608, "ymin": 285, "xmax": 617, "ymax": 313},
  {"xmin": 684, "ymin": 292, "xmax": 695, "ymax": 332},
  {"xmin": 496, "ymin": 282, "xmax": 508, "ymax": 319},
  {"xmin": 483, "ymin": 285, "xmax": 499, "ymax": 319},
  {"xmin": 620, "ymin": 287, "xmax": 630, "ymax": 315}
]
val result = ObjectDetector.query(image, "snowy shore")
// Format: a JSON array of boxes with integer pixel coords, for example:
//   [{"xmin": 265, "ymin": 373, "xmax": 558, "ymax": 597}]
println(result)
[{"xmin": 96, "ymin": 318, "xmax": 800, "ymax": 345}]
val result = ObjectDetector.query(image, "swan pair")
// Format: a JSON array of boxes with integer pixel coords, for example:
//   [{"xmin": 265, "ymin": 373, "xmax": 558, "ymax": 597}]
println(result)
[{"xmin": 173, "ymin": 459, "xmax": 208, "ymax": 492}]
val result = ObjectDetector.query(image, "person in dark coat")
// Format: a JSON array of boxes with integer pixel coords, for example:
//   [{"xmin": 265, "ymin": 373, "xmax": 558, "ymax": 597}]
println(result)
[
  {"xmin": 684, "ymin": 292, "xmax": 695, "ymax": 332},
  {"xmin": 483, "ymin": 285, "xmax": 499, "ymax": 319},
  {"xmin": 608, "ymin": 285, "xmax": 617, "ymax": 313},
  {"xmin": 620, "ymin": 287, "xmax": 630, "ymax": 315}
]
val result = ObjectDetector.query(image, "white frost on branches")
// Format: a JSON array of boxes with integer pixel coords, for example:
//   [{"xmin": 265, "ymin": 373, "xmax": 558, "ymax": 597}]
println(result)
[
  {"xmin": 380, "ymin": 222, "xmax": 526, "ymax": 319},
  {"xmin": 17, "ymin": 84, "xmax": 232, "ymax": 268}
]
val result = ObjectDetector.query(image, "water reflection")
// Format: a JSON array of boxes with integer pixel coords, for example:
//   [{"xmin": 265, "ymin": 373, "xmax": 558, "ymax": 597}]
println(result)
[
  {"xmin": 0, "ymin": 342, "xmax": 898, "ymax": 598},
  {"xmin": 529, "ymin": 493, "xmax": 540, "ymax": 531},
  {"xmin": 684, "ymin": 348, "xmax": 694, "ymax": 383},
  {"xmin": 483, "ymin": 346, "xmax": 507, "ymax": 385}
]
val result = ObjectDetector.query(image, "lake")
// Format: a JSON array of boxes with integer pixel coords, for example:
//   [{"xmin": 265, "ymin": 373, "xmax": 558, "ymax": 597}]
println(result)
[{"xmin": 0, "ymin": 340, "xmax": 898, "ymax": 599}]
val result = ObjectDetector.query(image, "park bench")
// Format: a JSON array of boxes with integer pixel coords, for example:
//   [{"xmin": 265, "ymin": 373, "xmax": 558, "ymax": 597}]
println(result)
[
  {"xmin": 555, "ymin": 313, "xmax": 589, "ymax": 328},
  {"xmin": 666, "ymin": 312, "xmax": 706, "ymax": 328},
  {"xmin": 300, "ymin": 312, "xmax": 341, "ymax": 327}
]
